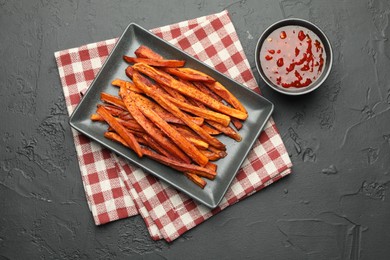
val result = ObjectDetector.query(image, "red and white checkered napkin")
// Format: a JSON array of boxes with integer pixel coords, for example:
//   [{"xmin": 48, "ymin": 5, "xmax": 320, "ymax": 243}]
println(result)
[{"xmin": 55, "ymin": 10, "xmax": 292, "ymax": 242}]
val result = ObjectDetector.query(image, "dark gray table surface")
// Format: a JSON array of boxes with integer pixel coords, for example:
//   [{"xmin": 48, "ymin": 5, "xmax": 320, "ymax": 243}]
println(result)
[{"xmin": 1, "ymin": 0, "xmax": 389, "ymax": 259}]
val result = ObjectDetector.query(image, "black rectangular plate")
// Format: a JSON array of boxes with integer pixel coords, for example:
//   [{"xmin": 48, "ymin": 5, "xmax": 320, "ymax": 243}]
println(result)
[{"xmin": 69, "ymin": 23, "xmax": 274, "ymax": 208}]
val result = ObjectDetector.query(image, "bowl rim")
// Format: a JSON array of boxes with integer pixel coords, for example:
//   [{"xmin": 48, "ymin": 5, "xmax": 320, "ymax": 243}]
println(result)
[{"xmin": 255, "ymin": 18, "xmax": 333, "ymax": 95}]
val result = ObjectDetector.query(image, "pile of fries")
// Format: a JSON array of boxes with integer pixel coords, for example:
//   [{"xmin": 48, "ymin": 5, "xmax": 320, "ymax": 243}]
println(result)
[{"xmin": 91, "ymin": 45, "xmax": 248, "ymax": 188}]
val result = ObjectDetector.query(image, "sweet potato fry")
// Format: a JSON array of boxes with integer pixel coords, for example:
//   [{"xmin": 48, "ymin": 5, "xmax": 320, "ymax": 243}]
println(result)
[
  {"xmin": 134, "ymin": 45, "xmax": 164, "ymax": 60},
  {"xmin": 93, "ymin": 106, "xmax": 134, "ymax": 122},
  {"xmin": 207, "ymin": 120, "xmax": 242, "ymax": 141},
  {"xmin": 104, "ymin": 131, "xmax": 129, "ymax": 147},
  {"xmin": 123, "ymin": 56, "xmax": 185, "ymax": 67},
  {"xmin": 112, "ymin": 78, "xmax": 142, "ymax": 93},
  {"xmin": 100, "ymin": 92, "xmax": 126, "ymax": 109},
  {"xmin": 199, "ymin": 150, "xmax": 220, "ymax": 161},
  {"xmin": 129, "ymin": 91, "xmax": 209, "ymax": 166},
  {"xmin": 187, "ymin": 174, "xmax": 208, "ymax": 187},
  {"xmin": 205, "ymin": 162, "xmax": 218, "ymax": 173},
  {"xmin": 90, "ymin": 113, "xmax": 102, "ymax": 121},
  {"xmin": 125, "ymin": 66, "xmax": 139, "ymax": 81},
  {"xmin": 141, "ymin": 147, "xmax": 216, "ymax": 180},
  {"xmin": 193, "ymin": 81, "xmax": 244, "ymax": 130},
  {"xmin": 96, "ymin": 106, "xmax": 143, "ymax": 157},
  {"xmin": 231, "ymin": 118, "xmax": 243, "ymax": 130},
  {"xmin": 120, "ymin": 86, "xmax": 192, "ymax": 164},
  {"xmin": 184, "ymin": 173, "xmax": 207, "ymax": 189},
  {"xmin": 133, "ymin": 72, "xmax": 226, "ymax": 150},
  {"xmin": 131, "ymin": 90, "xmax": 204, "ymax": 126},
  {"xmin": 164, "ymin": 67, "xmax": 216, "ymax": 82},
  {"xmin": 127, "ymin": 66, "xmax": 189, "ymax": 104},
  {"xmin": 204, "ymin": 81, "xmax": 247, "ymax": 114},
  {"xmin": 133, "ymin": 63, "xmax": 248, "ymax": 120},
  {"xmin": 192, "ymin": 81, "xmax": 222, "ymax": 101},
  {"xmin": 158, "ymin": 93, "xmax": 230, "ymax": 126},
  {"xmin": 137, "ymin": 77, "xmax": 229, "ymax": 126},
  {"xmin": 140, "ymin": 134, "xmax": 172, "ymax": 159},
  {"xmin": 201, "ymin": 124, "xmax": 221, "ymax": 135},
  {"xmin": 116, "ymin": 118, "xmax": 145, "ymax": 133},
  {"xmin": 102, "ymin": 104, "xmax": 127, "ymax": 114},
  {"xmin": 106, "ymin": 131, "xmax": 208, "ymax": 190},
  {"xmin": 208, "ymin": 146, "xmax": 228, "ymax": 158}
]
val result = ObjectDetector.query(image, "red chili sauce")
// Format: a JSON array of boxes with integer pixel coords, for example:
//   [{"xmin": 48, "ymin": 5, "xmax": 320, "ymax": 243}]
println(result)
[{"xmin": 260, "ymin": 25, "xmax": 326, "ymax": 89}]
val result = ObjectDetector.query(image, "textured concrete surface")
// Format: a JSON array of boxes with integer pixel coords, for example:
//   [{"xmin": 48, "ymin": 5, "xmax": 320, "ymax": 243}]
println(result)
[{"xmin": 1, "ymin": 0, "xmax": 390, "ymax": 259}]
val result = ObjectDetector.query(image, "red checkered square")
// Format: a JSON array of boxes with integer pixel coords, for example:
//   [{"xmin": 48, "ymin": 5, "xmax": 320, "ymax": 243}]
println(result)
[
  {"xmin": 215, "ymin": 62, "xmax": 228, "ymax": 73},
  {"xmin": 69, "ymin": 93, "xmax": 80, "ymax": 105},
  {"xmin": 205, "ymin": 45, "xmax": 217, "ymax": 58},
  {"xmin": 60, "ymin": 53, "xmax": 72, "ymax": 66},
  {"xmin": 221, "ymin": 34, "xmax": 233, "ymax": 48},
  {"xmin": 231, "ymin": 52, "xmax": 244, "ymax": 64},
  {"xmin": 79, "ymin": 49, "xmax": 90, "ymax": 61},
  {"xmin": 177, "ymin": 37, "xmax": 191, "ymax": 50},
  {"xmin": 251, "ymin": 159, "xmax": 265, "ymax": 171},
  {"xmin": 101, "ymin": 149, "xmax": 112, "ymax": 160},
  {"xmin": 194, "ymin": 28, "xmax": 207, "ymax": 40},
  {"xmin": 83, "ymin": 69, "xmax": 95, "ymax": 81},
  {"xmin": 116, "ymin": 208, "xmax": 129, "ymax": 219},
  {"xmin": 170, "ymin": 27, "xmax": 181, "ymax": 38},
  {"xmin": 107, "ymin": 167, "xmax": 119, "ymax": 179},
  {"xmin": 93, "ymin": 192, "xmax": 105, "ymax": 204},
  {"xmin": 65, "ymin": 73, "xmax": 76, "ymax": 85},
  {"xmin": 210, "ymin": 18, "xmax": 223, "ymax": 31},
  {"xmin": 112, "ymin": 187, "xmax": 124, "ymax": 199},
  {"xmin": 97, "ymin": 45, "xmax": 109, "ymax": 56},
  {"xmin": 82, "ymin": 152, "xmax": 95, "ymax": 165},
  {"xmin": 98, "ymin": 212, "xmax": 110, "ymax": 224},
  {"xmin": 88, "ymin": 173, "xmax": 100, "ymax": 185}
]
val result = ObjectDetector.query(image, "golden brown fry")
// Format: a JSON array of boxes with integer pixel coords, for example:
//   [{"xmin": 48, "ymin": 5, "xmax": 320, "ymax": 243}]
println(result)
[
  {"xmin": 129, "ymin": 91, "xmax": 209, "ymax": 166},
  {"xmin": 193, "ymin": 82, "xmax": 244, "ymax": 130},
  {"xmin": 133, "ymin": 72, "xmax": 226, "ymax": 151},
  {"xmin": 118, "ymin": 73, "xmax": 205, "ymax": 126},
  {"xmin": 204, "ymin": 81, "xmax": 247, "ymax": 114},
  {"xmin": 112, "ymin": 78, "xmax": 143, "ymax": 93},
  {"xmin": 205, "ymin": 162, "xmax": 218, "ymax": 173},
  {"xmin": 133, "ymin": 63, "xmax": 248, "ymax": 120},
  {"xmin": 140, "ymin": 134, "xmax": 173, "ymax": 159},
  {"xmin": 90, "ymin": 113, "xmax": 103, "ymax": 121},
  {"xmin": 231, "ymin": 118, "xmax": 243, "ymax": 130},
  {"xmin": 135, "ymin": 93, "xmax": 204, "ymax": 126},
  {"xmin": 199, "ymin": 149, "xmax": 222, "ymax": 161},
  {"xmin": 159, "ymin": 93, "xmax": 230, "ymax": 126},
  {"xmin": 120, "ymin": 86, "xmax": 192, "ymax": 164},
  {"xmin": 104, "ymin": 131, "xmax": 129, "ymax": 147},
  {"xmin": 164, "ymin": 67, "xmax": 216, "ymax": 82},
  {"xmin": 105, "ymin": 131, "xmax": 210, "ymax": 187},
  {"xmin": 192, "ymin": 82, "xmax": 222, "ymax": 101},
  {"xmin": 116, "ymin": 118, "xmax": 145, "ymax": 133},
  {"xmin": 208, "ymin": 146, "xmax": 228, "ymax": 158},
  {"xmin": 184, "ymin": 172, "xmax": 206, "ymax": 189},
  {"xmin": 134, "ymin": 45, "xmax": 164, "ymax": 60},
  {"xmin": 141, "ymin": 147, "xmax": 216, "ymax": 180},
  {"xmin": 100, "ymin": 92, "xmax": 126, "ymax": 109},
  {"xmin": 96, "ymin": 106, "xmax": 143, "ymax": 157},
  {"xmin": 207, "ymin": 120, "xmax": 242, "ymax": 141},
  {"xmin": 201, "ymin": 124, "xmax": 222, "ymax": 135},
  {"xmin": 123, "ymin": 56, "xmax": 185, "ymax": 67}
]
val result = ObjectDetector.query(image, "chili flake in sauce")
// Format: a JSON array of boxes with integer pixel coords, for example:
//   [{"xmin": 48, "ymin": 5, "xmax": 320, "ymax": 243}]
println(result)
[{"xmin": 260, "ymin": 25, "xmax": 326, "ymax": 88}]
